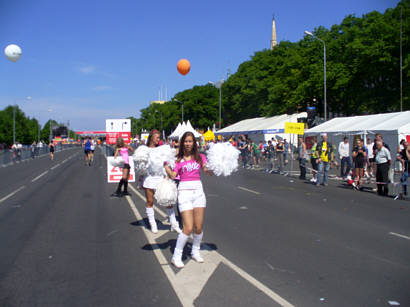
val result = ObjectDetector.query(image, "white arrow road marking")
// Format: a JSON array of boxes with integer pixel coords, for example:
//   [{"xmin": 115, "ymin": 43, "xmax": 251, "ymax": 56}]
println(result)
[
  {"xmin": 0, "ymin": 186, "xmax": 25, "ymax": 204},
  {"xmin": 125, "ymin": 184, "xmax": 293, "ymax": 307}
]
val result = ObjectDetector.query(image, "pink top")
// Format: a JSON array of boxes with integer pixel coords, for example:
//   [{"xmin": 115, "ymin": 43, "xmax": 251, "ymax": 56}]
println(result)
[
  {"xmin": 173, "ymin": 154, "xmax": 207, "ymax": 182},
  {"xmin": 119, "ymin": 147, "xmax": 129, "ymax": 164}
]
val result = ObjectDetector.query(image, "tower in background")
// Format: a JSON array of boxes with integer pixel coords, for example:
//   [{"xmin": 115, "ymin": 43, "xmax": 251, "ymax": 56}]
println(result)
[{"xmin": 270, "ymin": 15, "xmax": 277, "ymax": 50}]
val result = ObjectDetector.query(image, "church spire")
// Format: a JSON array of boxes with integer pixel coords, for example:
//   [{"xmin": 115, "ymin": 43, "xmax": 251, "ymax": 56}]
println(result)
[{"xmin": 270, "ymin": 15, "xmax": 277, "ymax": 50}]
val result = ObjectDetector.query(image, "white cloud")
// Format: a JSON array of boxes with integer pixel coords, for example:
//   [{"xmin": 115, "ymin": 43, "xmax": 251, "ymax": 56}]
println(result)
[
  {"xmin": 78, "ymin": 65, "xmax": 96, "ymax": 74},
  {"xmin": 92, "ymin": 85, "xmax": 113, "ymax": 91}
]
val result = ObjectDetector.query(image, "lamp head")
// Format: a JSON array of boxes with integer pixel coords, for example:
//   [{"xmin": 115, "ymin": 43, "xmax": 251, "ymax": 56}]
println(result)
[{"xmin": 304, "ymin": 30, "xmax": 313, "ymax": 36}]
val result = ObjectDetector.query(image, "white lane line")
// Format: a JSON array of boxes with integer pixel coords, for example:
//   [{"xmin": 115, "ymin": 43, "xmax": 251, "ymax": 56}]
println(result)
[
  {"xmin": 61, "ymin": 159, "xmax": 68, "ymax": 163},
  {"xmin": 218, "ymin": 252, "xmax": 294, "ymax": 307},
  {"xmin": 389, "ymin": 232, "xmax": 410, "ymax": 240},
  {"xmin": 238, "ymin": 186, "xmax": 260, "ymax": 195},
  {"xmin": 31, "ymin": 170, "xmax": 49, "ymax": 182},
  {"xmin": 129, "ymin": 185, "xmax": 293, "ymax": 307},
  {"xmin": 128, "ymin": 184, "xmax": 167, "ymax": 218},
  {"xmin": 0, "ymin": 186, "xmax": 25, "ymax": 204},
  {"xmin": 50, "ymin": 163, "xmax": 61, "ymax": 170}
]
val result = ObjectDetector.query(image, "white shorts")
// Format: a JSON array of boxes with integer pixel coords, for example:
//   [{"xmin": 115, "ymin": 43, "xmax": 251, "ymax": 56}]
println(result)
[
  {"xmin": 178, "ymin": 183, "xmax": 206, "ymax": 212},
  {"xmin": 143, "ymin": 175, "xmax": 163, "ymax": 190}
]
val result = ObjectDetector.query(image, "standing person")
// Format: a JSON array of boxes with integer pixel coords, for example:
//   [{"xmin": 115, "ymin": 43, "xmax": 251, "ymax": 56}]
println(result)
[
  {"xmin": 90, "ymin": 139, "xmax": 96, "ymax": 162},
  {"xmin": 298, "ymin": 137, "xmax": 308, "ymax": 180},
  {"xmin": 284, "ymin": 139, "xmax": 289, "ymax": 165},
  {"xmin": 339, "ymin": 137, "xmax": 351, "ymax": 179},
  {"xmin": 49, "ymin": 141, "xmax": 55, "ymax": 160},
  {"xmin": 143, "ymin": 130, "xmax": 181, "ymax": 234},
  {"xmin": 83, "ymin": 138, "xmax": 92, "ymax": 166},
  {"xmin": 366, "ymin": 138, "xmax": 375, "ymax": 178},
  {"xmin": 352, "ymin": 139, "xmax": 367, "ymax": 190},
  {"xmin": 111, "ymin": 137, "xmax": 134, "ymax": 197},
  {"xmin": 246, "ymin": 138, "xmax": 253, "ymax": 169},
  {"xmin": 315, "ymin": 133, "xmax": 334, "ymax": 186},
  {"xmin": 31, "ymin": 141, "xmax": 37, "ymax": 159},
  {"xmin": 238, "ymin": 136, "xmax": 248, "ymax": 168},
  {"xmin": 310, "ymin": 140, "xmax": 319, "ymax": 183},
  {"xmin": 397, "ymin": 143, "xmax": 410, "ymax": 199},
  {"xmin": 276, "ymin": 139, "xmax": 284, "ymax": 173},
  {"xmin": 375, "ymin": 141, "xmax": 391, "ymax": 196},
  {"xmin": 164, "ymin": 132, "xmax": 212, "ymax": 268},
  {"xmin": 266, "ymin": 140, "xmax": 275, "ymax": 173},
  {"xmin": 252, "ymin": 140, "xmax": 261, "ymax": 168}
]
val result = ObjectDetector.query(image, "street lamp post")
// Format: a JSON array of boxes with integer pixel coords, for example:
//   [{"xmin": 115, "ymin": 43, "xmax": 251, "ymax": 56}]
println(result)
[
  {"xmin": 13, "ymin": 96, "xmax": 32, "ymax": 144},
  {"xmin": 48, "ymin": 108, "xmax": 53, "ymax": 142},
  {"xmin": 209, "ymin": 80, "xmax": 225, "ymax": 129},
  {"xmin": 305, "ymin": 30, "xmax": 327, "ymax": 121}
]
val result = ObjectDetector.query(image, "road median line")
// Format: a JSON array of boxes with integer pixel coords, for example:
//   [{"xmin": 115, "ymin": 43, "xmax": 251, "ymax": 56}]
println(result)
[
  {"xmin": 0, "ymin": 186, "xmax": 25, "ymax": 204},
  {"xmin": 31, "ymin": 170, "xmax": 49, "ymax": 182},
  {"xmin": 389, "ymin": 232, "xmax": 410, "ymax": 240},
  {"xmin": 238, "ymin": 186, "xmax": 261, "ymax": 195}
]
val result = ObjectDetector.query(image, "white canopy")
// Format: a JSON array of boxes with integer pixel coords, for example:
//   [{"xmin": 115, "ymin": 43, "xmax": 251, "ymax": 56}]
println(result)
[
  {"xmin": 168, "ymin": 121, "xmax": 202, "ymax": 139},
  {"xmin": 215, "ymin": 113, "xmax": 307, "ymax": 136},
  {"xmin": 305, "ymin": 111, "xmax": 410, "ymax": 158},
  {"xmin": 305, "ymin": 111, "xmax": 410, "ymax": 136}
]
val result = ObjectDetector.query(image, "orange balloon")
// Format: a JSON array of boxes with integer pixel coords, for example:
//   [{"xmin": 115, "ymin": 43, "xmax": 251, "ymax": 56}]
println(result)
[{"xmin": 177, "ymin": 59, "xmax": 191, "ymax": 76}]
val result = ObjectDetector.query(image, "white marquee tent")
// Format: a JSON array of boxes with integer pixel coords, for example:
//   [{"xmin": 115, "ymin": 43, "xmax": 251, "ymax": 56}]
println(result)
[
  {"xmin": 168, "ymin": 120, "xmax": 202, "ymax": 139},
  {"xmin": 305, "ymin": 111, "xmax": 410, "ymax": 155},
  {"xmin": 215, "ymin": 112, "xmax": 307, "ymax": 143}
]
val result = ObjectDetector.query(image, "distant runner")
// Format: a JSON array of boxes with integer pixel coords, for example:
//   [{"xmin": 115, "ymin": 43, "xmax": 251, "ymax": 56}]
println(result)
[{"xmin": 83, "ymin": 138, "xmax": 92, "ymax": 166}]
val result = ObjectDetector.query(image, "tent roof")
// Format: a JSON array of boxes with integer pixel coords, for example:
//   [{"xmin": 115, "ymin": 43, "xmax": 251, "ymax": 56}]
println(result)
[
  {"xmin": 305, "ymin": 111, "xmax": 410, "ymax": 135},
  {"xmin": 169, "ymin": 121, "xmax": 202, "ymax": 139},
  {"xmin": 215, "ymin": 112, "xmax": 307, "ymax": 135}
]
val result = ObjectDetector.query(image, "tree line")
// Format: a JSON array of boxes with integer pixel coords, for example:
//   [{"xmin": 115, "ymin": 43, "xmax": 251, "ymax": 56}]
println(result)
[
  {"xmin": 0, "ymin": 105, "xmax": 75, "ymax": 146},
  {"xmin": 133, "ymin": 1, "xmax": 408, "ymax": 136}
]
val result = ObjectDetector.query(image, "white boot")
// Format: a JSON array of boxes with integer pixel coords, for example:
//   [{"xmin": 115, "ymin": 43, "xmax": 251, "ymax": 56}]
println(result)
[
  {"xmin": 146, "ymin": 207, "xmax": 157, "ymax": 233},
  {"xmin": 191, "ymin": 232, "xmax": 204, "ymax": 263},
  {"xmin": 172, "ymin": 233, "xmax": 189, "ymax": 268},
  {"xmin": 167, "ymin": 208, "xmax": 181, "ymax": 233}
]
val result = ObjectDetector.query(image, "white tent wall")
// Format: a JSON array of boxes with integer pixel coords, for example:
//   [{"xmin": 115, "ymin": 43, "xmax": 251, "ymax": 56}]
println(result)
[
  {"xmin": 216, "ymin": 112, "xmax": 307, "ymax": 150},
  {"xmin": 305, "ymin": 111, "xmax": 410, "ymax": 160}
]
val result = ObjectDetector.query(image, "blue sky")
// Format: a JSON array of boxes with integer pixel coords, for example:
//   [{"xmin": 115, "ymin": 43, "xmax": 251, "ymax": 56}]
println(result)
[{"xmin": 0, "ymin": 0, "xmax": 399, "ymax": 130}]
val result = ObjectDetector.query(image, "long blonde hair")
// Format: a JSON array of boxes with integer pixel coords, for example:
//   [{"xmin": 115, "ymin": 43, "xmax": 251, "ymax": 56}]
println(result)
[{"xmin": 115, "ymin": 137, "xmax": 125, "ymax": 149}]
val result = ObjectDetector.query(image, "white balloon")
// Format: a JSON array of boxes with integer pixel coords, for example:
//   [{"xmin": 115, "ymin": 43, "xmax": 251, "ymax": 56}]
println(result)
[{"xmin": 4, "ymin": 44, "xmax": 22, "ymax": 62}]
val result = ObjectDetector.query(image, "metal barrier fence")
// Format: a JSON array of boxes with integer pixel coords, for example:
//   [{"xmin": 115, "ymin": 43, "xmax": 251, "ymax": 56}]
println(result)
[{"xmin": 0, "ymin": 144, "xmax": 80, "ymax": 167}]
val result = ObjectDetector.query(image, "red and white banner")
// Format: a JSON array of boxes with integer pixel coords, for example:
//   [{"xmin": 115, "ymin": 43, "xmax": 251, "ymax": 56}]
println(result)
[
  {"xmin": 107, "ymin": 157, "xmax": 135, "ymax": 183},
  {"xmin": 106, "ymin": 132, "xmax": 131, "ymax": 144}
]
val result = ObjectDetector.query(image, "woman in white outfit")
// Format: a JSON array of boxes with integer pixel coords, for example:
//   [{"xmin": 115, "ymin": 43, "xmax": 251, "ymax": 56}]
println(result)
[
  {"xmin": 143, "ymin": 130, "xmax": 181, "ymax": 234},
  {"xmin": 164, "ymin": 132, "xmax": 212, "ymax": 268}
]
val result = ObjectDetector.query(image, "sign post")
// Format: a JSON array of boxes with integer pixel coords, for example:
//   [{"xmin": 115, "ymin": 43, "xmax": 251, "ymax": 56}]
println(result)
[{"xmin": 284, "ymin": 122, "xmax": 305, "ymax": 179}]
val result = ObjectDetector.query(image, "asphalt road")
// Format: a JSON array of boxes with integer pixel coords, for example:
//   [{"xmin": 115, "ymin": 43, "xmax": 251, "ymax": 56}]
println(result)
[{"xmin": 0, "ymin": 147, "xmax": 408, "ymax": 307}]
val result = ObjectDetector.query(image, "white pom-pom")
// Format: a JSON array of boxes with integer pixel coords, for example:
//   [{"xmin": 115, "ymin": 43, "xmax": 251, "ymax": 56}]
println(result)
[
  {"xmin": 110, "ymin": 156, "xmax": 125, "ymax": 168},
  {"xmin": 206, "ymin": 142, "xmax": 240, "ymax": 176},
  {"xmin": 147, "ymin": 145, "xmax": 176, "ymax": 176},
  {"xmin": 133, "ymin": 145, "xmax": 150, "ymax": 174},
  {"xmin": 154, "ymin": 179, "xmax": 178, "ymax": 206}
]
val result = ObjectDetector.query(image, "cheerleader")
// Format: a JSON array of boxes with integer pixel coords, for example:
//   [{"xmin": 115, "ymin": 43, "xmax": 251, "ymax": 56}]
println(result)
[
  {"xmin": 164, "ymin": 131, "xmax": 212, "ymax": 268},
  {"xmin": 111, "ymin": 137, "xmax": 134, "ymax": 197},
  {"xmin": 143, "ymin": 130, "xmax": 181, "ymax": 234}
]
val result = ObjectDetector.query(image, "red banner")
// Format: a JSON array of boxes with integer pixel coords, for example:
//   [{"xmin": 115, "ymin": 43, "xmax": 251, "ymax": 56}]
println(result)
[
  {"xmin": 75, "ymin": 131, "xmax": 106, "ymax": 135},
  {"xmin": 106, "ymin": 132, "xmax": 131, "ymax": 144}
]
